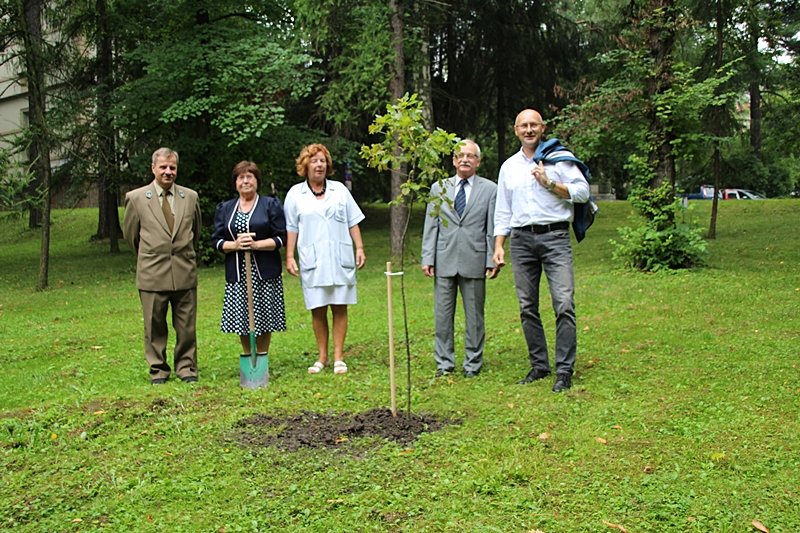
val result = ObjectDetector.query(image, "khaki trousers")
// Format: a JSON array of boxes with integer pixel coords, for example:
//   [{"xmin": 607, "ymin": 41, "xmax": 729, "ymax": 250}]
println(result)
[{"xmin": 138, "ymin": 288, "xmax": 198, "ymax": 380}]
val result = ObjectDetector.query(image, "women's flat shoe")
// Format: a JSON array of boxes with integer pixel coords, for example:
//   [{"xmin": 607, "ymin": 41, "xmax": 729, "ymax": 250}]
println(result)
[
  {"xmin": 333, "ymin": 361, "xmax": 348, "ymax": 375},
  {"xmin": 308, "ymin": 361, "xmax": 325, "ymax": 374}
]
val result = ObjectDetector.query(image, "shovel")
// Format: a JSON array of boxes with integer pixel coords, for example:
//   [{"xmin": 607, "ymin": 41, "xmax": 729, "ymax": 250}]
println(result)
[{"xmin": 240, "ymin": 241, "xmax": 269, "ymax": 389}]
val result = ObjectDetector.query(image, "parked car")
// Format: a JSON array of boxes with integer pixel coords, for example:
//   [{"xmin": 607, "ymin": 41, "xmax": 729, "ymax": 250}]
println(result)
[
  {"xmin": 720, "ymin": 188, "xmax": 765, "ymax": 200},
  {"xmin": 684, "ymin": 185, "xmax": 716, "ymax": 200}
]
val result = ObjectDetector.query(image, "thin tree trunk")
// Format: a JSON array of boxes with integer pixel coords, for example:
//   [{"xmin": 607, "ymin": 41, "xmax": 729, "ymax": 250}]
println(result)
[
  {"xmin": 749, "ymin": 80, "xmax": 761, "ymax": 159},
  {"xmin": 708, "ymin": 0, "xmax": 725, "ymax": 239},
  {"xmin": 413, "ymin": 2, "xmax": 433, "ymax": 131},
  {"xmin": 746, "ymin": 1, "xmax": 762, "ymax": 160},
  {"xmin": 388, "ymin": 0, "xmax": 407, "ymax": 261},
  {"xmin": 20, "ymin": 0, "xmax": 52, "ymax": 290},
  {"xmin": 495, "ymin": 3, "xmax": 508, "ymax": 164},
  {"xmin": 95, "ymin": 0, "xmax": 120, "ymax": 252}
]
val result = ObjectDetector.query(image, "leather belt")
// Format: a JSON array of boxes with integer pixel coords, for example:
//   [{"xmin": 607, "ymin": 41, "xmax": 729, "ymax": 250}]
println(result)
[{"xmin": 514, "ymin": 221, "xmax": 569, "ymax": 234}]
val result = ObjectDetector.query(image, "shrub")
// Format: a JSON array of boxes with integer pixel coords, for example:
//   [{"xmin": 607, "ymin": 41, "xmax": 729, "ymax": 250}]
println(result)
[{"xmin": 612, "ymin": 181, "xmax": 707, "ymax": 271}]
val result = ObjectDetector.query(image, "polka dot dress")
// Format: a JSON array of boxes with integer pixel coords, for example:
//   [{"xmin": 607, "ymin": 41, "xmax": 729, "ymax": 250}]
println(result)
[{"xmin": 220, "ymin": 212, "xmax": 287, "ymax": 336}]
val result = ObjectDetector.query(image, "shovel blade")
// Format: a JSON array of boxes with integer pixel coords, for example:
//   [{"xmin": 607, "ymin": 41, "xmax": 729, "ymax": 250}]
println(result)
[{"xmin": 240, "ymin": 354, "xmax": 269, "ymax": 389}]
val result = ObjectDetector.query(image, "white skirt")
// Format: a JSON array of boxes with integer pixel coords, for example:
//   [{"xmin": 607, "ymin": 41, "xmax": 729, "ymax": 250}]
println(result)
[{"xmin": 301, "ymin": 283, "xmax": 357, "ymax": 310}]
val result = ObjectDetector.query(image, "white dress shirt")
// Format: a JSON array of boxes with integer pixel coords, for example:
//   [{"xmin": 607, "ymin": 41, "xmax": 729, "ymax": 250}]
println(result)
[{"xmin": 494, "ymin": 149, "xmax": 590, "ymax": 236}]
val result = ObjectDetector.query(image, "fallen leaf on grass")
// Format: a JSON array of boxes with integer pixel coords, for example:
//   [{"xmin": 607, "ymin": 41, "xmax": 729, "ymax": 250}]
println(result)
[
  {"xmin": 710, "ymin": 451, "xmax": 726, "ymax": 462},
  {"xmin": 595, "ymin": 437, "xmax": 607, "ymax": 444},
  {"xmin": 71, "ymin": 518, "xmax": 82, "ymax": 523},
  {"xmin": 93, "ymin": 410, "xmax": 106, "ymax": 415},
  {"xmin": 602, "ymin": 520, "xmax": 628, "ymax": 532},
  {"xmin": 752, "ymin": 519, "xmax": 769, "ymax": 532},
  {"xmin": 335, "ymin": 436, "xmax": 349, "ymax": 444},
  {"xmin": 643, "ymin": 464, "xmax": 655, "ymax": 473},
  {"xmin": 507, "ymin": 403, "xmax": 515, "ymax": 409},
  {"xmin": 537, "ymin": 432, "xmax": 550, "ymax": 441},
  {"xmin": 527, "ymin": 530, "xmax": 547, "ymax": 533},
  {"xmin": 611, "ymin": 425, "xmax": 622, "ymax": 430}
]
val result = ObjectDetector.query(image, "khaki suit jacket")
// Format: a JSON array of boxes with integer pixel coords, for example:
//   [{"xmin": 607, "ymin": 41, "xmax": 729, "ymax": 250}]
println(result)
[{"xmin": 123, "ymin": 181, "xmax": 202, "ymax": 292}]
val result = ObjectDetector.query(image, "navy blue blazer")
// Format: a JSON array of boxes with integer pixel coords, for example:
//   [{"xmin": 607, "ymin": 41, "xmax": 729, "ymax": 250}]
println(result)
[{"xmin": 211, "ymin": 195, "xmax": 287, "ymax": 282}]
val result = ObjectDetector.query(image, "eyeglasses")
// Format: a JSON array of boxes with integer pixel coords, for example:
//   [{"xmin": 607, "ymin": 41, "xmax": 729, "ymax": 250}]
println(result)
[
  {"xmin": 455, "ymin": 153, "xmax": 479, "ymax": 160},
  {"xmin": 514, "ymin": 122, "xmax": 544, "ymax": 130}
]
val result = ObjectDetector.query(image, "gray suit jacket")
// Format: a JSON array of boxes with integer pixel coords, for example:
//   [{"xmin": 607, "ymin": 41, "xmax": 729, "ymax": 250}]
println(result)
[
  {"xmin": 421, "ymin": 175, "xmax": 497, "ymax": 278},
  {"xmin": 123, "ymin": 181, "xmax": 202, "ymax": 292}
]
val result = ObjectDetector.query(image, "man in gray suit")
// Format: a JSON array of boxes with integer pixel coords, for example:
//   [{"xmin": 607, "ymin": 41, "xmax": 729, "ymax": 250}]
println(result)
[
  {"xmin": 421, "ymin": 139, "xmax": 498, "ymax": 378},
  {"xmin": 123, "ymin": 147, "xmax": 202, "ymax": 384}
]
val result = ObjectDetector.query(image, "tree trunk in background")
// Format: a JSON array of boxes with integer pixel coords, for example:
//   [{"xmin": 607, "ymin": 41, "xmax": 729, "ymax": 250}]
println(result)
[
  {"xmin": 95, "ymin": 0, "xmax": 121, "ymax": 252},
  {"xmin": 494, "ymin": 2, "xmax": 509, "ymax": 164},
  {"xmin": 644, "ymin": 0, "xmax": 676, "ymax": 190},
  {"xmin": 413, "ymin": 2, "xmax": 433, "ymax": 132},
  {"xmin": 388, "ymin": 0, "xmax": 407, "ymax": 260},
  {"xmin": 20, "ymin": 0, "xmax": 52, "ymax": 290},
  {"xmin": 708, "ymin": 0, "xmax": 725, "ymax": 240},
  {"xmin": 746, "ymin": 3, "xmax": 762, "ymax": 161}
]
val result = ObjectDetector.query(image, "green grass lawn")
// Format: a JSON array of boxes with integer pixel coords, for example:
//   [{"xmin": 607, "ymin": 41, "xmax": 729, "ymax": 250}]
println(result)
[{"xmin": 1, "ymin": 199, "xmax": 799, "ymax": 532}]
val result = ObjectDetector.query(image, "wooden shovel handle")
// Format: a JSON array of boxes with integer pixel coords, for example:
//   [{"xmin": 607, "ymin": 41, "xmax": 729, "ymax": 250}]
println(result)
[{"xmin": 243, "ymin": 235, "xmax": 256, "ymax": 332}]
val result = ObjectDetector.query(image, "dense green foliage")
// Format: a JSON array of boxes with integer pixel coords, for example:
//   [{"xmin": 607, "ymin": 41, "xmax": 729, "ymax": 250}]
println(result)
[
  {"xmin": 361, "ymin": 93, "xmax": 459, "ymax": 211},
  {"xmin": 1, "ymin": 200, "xmax": 799, "ymax": 531},
  {"xmin": 3, "ymin": 0, "xmax": 800, "ymax": 275}
]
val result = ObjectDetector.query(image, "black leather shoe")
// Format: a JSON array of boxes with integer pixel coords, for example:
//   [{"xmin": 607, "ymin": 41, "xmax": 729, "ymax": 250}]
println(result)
[
  {"xmin": 180, "ymin": 376, "xmax": 198, "ymax": 383},
  {"xmin": 435, "ymin": 368, "xmax": 453, "ymax": 378},
  {"xmin": 151, "ymin": 378, "xmax": 167, "ymax": 385},
  {"xmin": 552, "ymin": 373, "xmax": 572, "ymax": 392},
  {"xmin": 463, "ymin": 370, "xmax": 480, "ymax": 378},
  {"xmin": 517, "ymin": 368, "xmax": 550, "ymax": 384}
]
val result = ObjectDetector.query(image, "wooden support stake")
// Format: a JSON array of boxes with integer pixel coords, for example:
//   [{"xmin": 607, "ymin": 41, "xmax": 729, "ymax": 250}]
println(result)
[{"xmin": 386, "ymin": 261, "xmax": 397, "ymax": 417}]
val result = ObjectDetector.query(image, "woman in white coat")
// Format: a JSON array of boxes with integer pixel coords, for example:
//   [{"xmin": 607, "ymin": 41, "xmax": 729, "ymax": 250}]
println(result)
[{"xmin": 284, "ymin": 144, "xmax": 366, "ymax": 375}]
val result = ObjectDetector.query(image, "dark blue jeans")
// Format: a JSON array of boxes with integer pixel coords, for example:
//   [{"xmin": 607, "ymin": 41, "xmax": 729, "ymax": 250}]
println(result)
[{"xmin": 509, "ymin": 228, "xmax": 576, "ymax": 376}]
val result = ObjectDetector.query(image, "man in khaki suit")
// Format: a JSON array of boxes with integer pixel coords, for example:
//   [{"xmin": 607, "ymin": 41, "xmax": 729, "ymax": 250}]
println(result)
[{"xmin": 123, "ymin": 147, "xmax": 202, "ymax": 384}]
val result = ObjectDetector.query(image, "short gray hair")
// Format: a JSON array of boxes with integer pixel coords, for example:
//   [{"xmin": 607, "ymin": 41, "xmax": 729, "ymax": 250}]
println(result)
[
  {"xmin": 151, "ymin": 147, "xmax": 179, "ymax": 165},
  {"xmin": 456, "ymin": 139, "xmax": 481, "ymax": 158}
]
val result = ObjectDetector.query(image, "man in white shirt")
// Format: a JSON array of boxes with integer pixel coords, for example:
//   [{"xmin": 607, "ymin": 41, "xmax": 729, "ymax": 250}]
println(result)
[{"xmin": 493, "ymin": 109, "xmax": 590, "ymax": 392}]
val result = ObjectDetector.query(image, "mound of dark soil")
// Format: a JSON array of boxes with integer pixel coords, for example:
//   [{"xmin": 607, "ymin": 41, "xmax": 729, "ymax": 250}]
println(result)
[{"xmin": 233, "ymin": 408, "xmax": 457, "ymax": 451}]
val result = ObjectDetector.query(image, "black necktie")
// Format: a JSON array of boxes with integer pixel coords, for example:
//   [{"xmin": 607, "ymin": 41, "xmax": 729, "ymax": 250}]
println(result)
[
  {"xmin": 455, "ymin": 180, "xmax": 466, "ymax": 217},
  {"xmin": 162, "ymin": 190, "xmax": 174, "ymax": 232}
]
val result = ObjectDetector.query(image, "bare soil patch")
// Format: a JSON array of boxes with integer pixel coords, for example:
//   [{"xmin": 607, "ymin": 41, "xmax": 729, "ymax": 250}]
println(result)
[{"xmin": 233, "ymin": 408, "xmax": 457, "ymax": 451}]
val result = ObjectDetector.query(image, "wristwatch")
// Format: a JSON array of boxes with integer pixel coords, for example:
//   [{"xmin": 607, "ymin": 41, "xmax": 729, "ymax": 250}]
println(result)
[{"xmin": 545, "ymin": 179, "xmax": 557, "ymax": 192}]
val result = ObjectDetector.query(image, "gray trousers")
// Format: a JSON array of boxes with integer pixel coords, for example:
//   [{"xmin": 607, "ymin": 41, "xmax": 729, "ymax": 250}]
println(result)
[
  {"xmin": 509, "ymin": 228, "xmax": 577, "ymax": 376},
  {"xmin": 433, "ymin": 275, "xmax": 486, "ymax": 373}
]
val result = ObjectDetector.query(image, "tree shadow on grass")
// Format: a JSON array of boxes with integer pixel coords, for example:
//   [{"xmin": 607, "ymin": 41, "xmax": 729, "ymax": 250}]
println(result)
[{"xmin": 232, "ymin": 408, "xmax": 458, "ymax": 452}]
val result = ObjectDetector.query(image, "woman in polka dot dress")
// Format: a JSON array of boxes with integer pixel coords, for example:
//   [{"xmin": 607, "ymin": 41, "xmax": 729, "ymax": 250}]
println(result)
[{"xmin": 211, "ymin": 161, "xmax": 287, "ymax": 362}]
